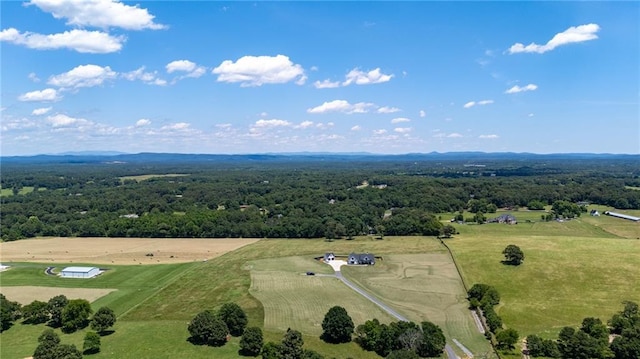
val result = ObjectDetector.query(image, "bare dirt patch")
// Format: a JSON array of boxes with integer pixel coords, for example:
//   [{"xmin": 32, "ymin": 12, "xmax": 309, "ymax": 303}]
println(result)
[
  {"xmin": 0, "ymin": 237, "xmax": 260, "ymax": 265},
  {"xmin": 0, "ymin": 286, "xmax": 116, "ymax": 305}
]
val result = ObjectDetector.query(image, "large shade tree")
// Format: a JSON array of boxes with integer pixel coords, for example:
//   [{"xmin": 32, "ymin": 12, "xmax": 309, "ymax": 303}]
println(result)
[
  {"xmin": 321, "ymin": 306, "xmax": 354, "ymax": 343},
  {"xmin": 502, "ymin": 244, "xmax": 525, "ymax": 265},
  {"xmin": 217, "ymin": 302, "xmax": 248, "ymax": 337},
  {"xmin": 61, "ymin": 299, "xmax": 92, "ymax": 333},
  {"xmin": 188, "ymin": 310, "xmax": 229, "ymax": 347},
  {"xmin": 91, "ymin": 307, "xmax": 116, "ymax": 334}
]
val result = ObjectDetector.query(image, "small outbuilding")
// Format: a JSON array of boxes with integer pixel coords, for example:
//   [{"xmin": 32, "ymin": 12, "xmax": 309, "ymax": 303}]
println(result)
[
  {"xmin": 60, "ymin": 266, "xmax": 100, "ymax": 279},
  {"xmin": 604, "ymin": 211, "xmax": 640, "ymax": 222},
  {"xmin": 324, "ymin": 253, "xmax": 336, "ymax": 262}
]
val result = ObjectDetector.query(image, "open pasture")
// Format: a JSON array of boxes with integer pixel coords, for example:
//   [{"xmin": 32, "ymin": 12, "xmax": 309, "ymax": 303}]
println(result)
[
  {"xmin": 446, "ymin": 227, "xmax": 640, "ymax": 338},
  {"xmin": 2, "ymin": 237, "xmax": 449, "ymax": 359},
  {"xmin": 119, "ymin": 173, "xmax": 190, "ymax": 182},
  {"xmin": 0, "ymin": 237, "xmax": 259, "ymax": 265},
  {"xmin": 0, "ymin": 286, "xmax": 116, "ymax": 305},
  {"xmin": 249, "ymin": 256, "xmax": 396, "ymax": 335},
  {"xmin": 342, "ymin": 253, "xmax": 491, "ymax": 355},
  {"xmin": 121, "ymin": 236, "xmax": 444, "ymax": 322},
  {"xmin": 0, "ymin": 185, "xmax": 37, "ymax": 197}
]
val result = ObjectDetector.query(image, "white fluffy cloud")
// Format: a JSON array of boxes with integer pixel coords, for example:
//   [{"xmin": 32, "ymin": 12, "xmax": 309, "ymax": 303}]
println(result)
[
  {"xmin": 166, "ymin": 60, "xmax": 195, "ymax": 73},
  {"xmin": 373, "ymin": 129, "xmax": 387, "ymax": 135},
  {"xmin": 391, "ymin": 117, "xmax": 411, "ymax": 124},
  {"xmin": 0, "ymin": 28, "xmax": 124, "ymax": 53},
  {"xmin": 307, "ymin": 100, "xmax": 375, "ymax": 114},
  {"xmin": 253, "ymin": 119, "xmax": 292, "ymax": 128},
  {"xmin": 377, "ymin": 106, "xmax": 401, "ymax": 114},
  {"xmin": 394, "ymin": 127, "xmax": 412, "ymax": 133},
  {"xmin": 46, "ymin": 114, "xmax": 90, "ymax": 128},
  {"xmin": 136, "ymin": 119, "xmax": 151, "ymax": 127},
  {"xmin": 447, "ymin": 133, "xmax": 463, "ymax": 138},
  {"xmin": 122, "ymin": 67, "xmax": 167, "ymax": 86},
  {"xmin": 32, "ymin": 107, "xmax": 52, "ymax": 115},
  {"xmin": 419, "ymin": 110, "xmax": 426, "ymax": 118},
  {"xmin": 18, "ymin": 88, "xmax": 61, "ymax": 102},
  {"xmin": 161, "ymin": 122, "xmax": 190, "ymax": 131},
  {"xmin": 343, "ymin": 68, "xmax": 393, "ymax": 86},
  {"xmin": 351, "ymin": 125, "xmax": 362, "ymax": 131},
  {"xmin": 295, "ymin": 121, "xmax": 314, "ymax": 129},
  {"xmin": 314, "ymin": 67, "xmax": 393, "ymax": 88},
  {"xmin": 48, "ymin": 64, "xmax": 117, "ymax": 89},
  {"xmin": 479, "ymin": 134, "xmax": 499, "ymax": 139},
  {"xmin": 505, "ymin": 84, "xmax": 538, "ymax": 94},
  {"xmin": 463, "ymin": 100, "xmax": 493, "ymax": 108},
  {"xmin": 166, "ymin": 60, "xmax": 206, "ymax": 78},
  {"xmin": 313, "ymin": 79, "xmax": 340, "ymax": 89},
  {"xmin": 508, "ymin": 23, "xmax": 600, "ymax": 54},
  {"xmin": 28, "ymin": 0, "xmax": 166, "ymax": 30},
  {"xmin": 212, "ymin": 55, "xmax": 306, "ymax": 87}
]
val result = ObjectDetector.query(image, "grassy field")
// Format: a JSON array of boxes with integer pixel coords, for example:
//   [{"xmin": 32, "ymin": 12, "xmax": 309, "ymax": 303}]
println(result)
[
  {"xmin": 446, "ymin": 215, "xmax": 640, "ymax": 339},
  {"xmin": 0, "ymin": 236, "xmax": 452, "ymax": 359},
  {"xmin": 249, "ymin": 256, "xmax": 397, "ymax": 335},
  {"xmin": 3, "ymin": 218, "xmax": 637, "ymax": 358},
  {"xmin": 0, "ymin": 186, "xmax": 37, "ymax": 197},
  {"xmin": 119, "ymin": 174, "xmax": 189, "ymax": 182},
  {"xmin": 342, "ymin": 253, "xmax": 491, "ymax": 356}
]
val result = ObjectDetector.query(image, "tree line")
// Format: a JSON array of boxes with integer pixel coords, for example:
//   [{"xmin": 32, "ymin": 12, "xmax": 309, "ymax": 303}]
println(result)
[
  {"xmin": 188, "ymin": 303, "xmax": 447, "ymax": 358},
  {"xmin": 2, "ymin": 160, "xmax": 639, "ymax": 241},
  {"xmin": 1, "ymin": 293, "xmax": 117, "ymax": 357},
  {"xmin": 526, "ymin": 301, "xmax": 639, "ymax": 359}
]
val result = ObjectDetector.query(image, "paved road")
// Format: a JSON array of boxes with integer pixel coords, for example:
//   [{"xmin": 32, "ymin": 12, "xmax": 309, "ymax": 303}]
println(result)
[{"xmin": 334, "ymin": 270, "xmax": 459, "ymax": 359}]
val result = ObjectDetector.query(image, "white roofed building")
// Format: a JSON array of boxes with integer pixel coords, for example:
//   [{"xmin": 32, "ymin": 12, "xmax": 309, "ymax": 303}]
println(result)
[{"xmin": 60, "ymin": 266, "xmax": 100, "ymax": 279}]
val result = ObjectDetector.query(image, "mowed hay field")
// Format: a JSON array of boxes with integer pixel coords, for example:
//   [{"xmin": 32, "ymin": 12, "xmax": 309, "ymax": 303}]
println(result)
[
  {"xmin": 342, "ymin": 254, "xmax": 491, "ymax": 356},
  {"xmin": 249, "ymin": 256, "xmax": 396, "ymax": 335},
  {"xmin": 0, "ymin": 237, "xmax": 259, "ymax": 264},
  {"xmin": 0, "ymin": 286, "xmax": 116, "ymax": 305},
  {"xmin": 446, "ymin": 213, "xmax": 640, "ymax": 338}
]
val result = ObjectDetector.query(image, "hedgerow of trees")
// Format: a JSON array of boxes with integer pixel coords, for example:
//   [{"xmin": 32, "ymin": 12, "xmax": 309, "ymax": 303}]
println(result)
[{"xmin": 355, "ymin": 319, "xmax": 446, "ymax": 357}]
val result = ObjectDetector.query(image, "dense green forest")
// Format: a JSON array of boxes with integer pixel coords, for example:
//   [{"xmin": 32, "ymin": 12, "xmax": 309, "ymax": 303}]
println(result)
[{"xmin": 1, "ymin": 154, "xmax": 639, "ymax": 241}]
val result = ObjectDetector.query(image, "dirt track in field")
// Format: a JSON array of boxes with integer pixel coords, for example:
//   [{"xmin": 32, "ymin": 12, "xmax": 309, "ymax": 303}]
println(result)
[
  {"xmin": 0, "ymin": 286, "xmax": 116, "ymax": 305},
  {"xmin": 0, "ymin": 237, "xmax": 259, "ymax": 265}
]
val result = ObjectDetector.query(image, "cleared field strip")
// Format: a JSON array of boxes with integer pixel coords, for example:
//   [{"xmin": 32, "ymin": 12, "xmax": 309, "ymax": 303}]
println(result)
[
  {"xmin": 119, "ymin": 173, "xmax": 190, "ymax": 182},
  {"xmin": 0, "ymin": 286, "xmax": 116, "ymax": 305},
  {"xmin": 342, "ymin": 254, "xmax": 491, "ymax": 355},
  {"xmin": 249, "ymin": 256, "xmax": 396, "ymax": 335},
  {"xmin": 0, "ymin": 237, "xmax": 259, "ymax": 265}
]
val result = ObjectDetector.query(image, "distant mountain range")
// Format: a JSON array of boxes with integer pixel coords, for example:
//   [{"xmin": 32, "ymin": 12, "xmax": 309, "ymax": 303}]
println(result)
[{"xmin": 1, "ymin": 151, "xmax": 638, "ymax": 165}]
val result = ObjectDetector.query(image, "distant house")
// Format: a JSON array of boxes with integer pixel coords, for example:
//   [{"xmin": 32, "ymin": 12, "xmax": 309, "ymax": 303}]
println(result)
[
  {"xmin": 604, "ymin": 211, "xmax": 640, "ymax": 222},
  {"xmin": 324, "ymin": 252, "xmax": 336, "ymax": 262},
  {"xmin": 60, "ymin": 266, "xmax": 100, "ymax": 279},
  {"xmin": 347, "ymin": 252, "xmax": 375, "ymax": 265},
  {"xmin": 488, "ymin": 213, "xmax": 517, "ymax": 224},
  {"xmin": 590, "ymin": 209, "xmax": 600, "ymax": 216}
]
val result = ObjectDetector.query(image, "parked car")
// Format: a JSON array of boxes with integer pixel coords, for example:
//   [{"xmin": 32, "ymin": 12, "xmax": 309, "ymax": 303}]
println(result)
[{"xmin": 306, "ymin": 271, "xmax": 315, "ymax": 276}]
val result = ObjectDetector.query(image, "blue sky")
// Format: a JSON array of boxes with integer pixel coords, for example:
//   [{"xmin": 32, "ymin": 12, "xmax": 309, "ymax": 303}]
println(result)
[{"xmin": 1, "ymin": 1, "xmax": 638, "ymax": 156}]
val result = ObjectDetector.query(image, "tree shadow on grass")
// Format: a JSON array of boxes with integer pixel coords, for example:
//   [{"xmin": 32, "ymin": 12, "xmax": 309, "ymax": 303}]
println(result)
[
  {"xmin": 500, "ymin": 260, "xmax": 522, "ymax": 266},
  {"xmin": 98, "ymin": 329, "xmax": 115, "ymax": 337}
]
